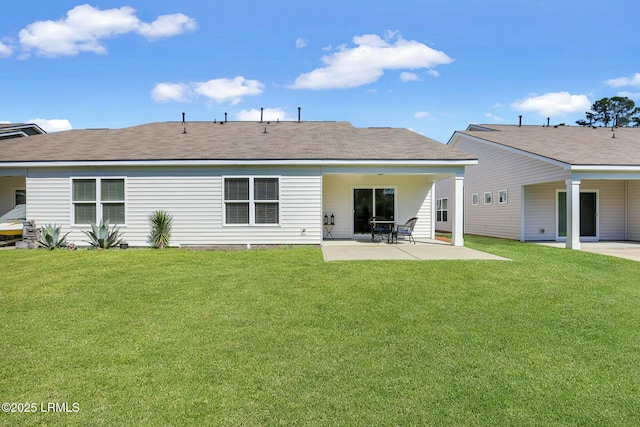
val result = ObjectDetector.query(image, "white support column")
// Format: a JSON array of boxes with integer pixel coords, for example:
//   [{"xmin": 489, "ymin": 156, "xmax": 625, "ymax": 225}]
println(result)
[
  {"xmin": 451, "ymin": 175, "xmax": 465, "ymax": 247},
  {"xmin": 566, "ymin": 178, "xmax": 581, "ymax": 250}
]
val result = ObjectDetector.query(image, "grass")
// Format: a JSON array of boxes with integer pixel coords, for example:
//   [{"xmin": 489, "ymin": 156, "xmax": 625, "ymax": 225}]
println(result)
[{"xmin": 1, "ymin": 236, "xmax": 640, "ymax": 426}]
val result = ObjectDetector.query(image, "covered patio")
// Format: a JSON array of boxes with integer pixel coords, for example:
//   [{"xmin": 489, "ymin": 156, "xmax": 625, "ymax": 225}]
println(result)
[{"xmin": 321, "ymin": 238, "xmax": 509, "ymax": 261}]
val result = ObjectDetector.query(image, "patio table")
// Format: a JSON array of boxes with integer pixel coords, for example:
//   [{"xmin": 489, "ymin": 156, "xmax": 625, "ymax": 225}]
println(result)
[{"xmin": 369, "ymin": 219, "xmax": 395, "ymax": 243}]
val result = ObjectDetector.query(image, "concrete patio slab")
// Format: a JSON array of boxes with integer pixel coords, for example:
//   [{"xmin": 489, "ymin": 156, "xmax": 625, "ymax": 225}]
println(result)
[
  {"xmin": 536, "ymin": 241, "xmax": 640, "ymax": 262},
  {"xmin": 321, "ymin": 239, "xmax": 510, "ymax": 261}
]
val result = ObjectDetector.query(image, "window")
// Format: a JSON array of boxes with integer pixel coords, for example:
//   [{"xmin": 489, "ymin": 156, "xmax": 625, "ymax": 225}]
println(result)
[
  {"xmin": 72, "ymin": 178, "xmax": 125, "ymax": 225},
  {"xmin": 436, "ymin": 198, "xmax": 448, "ymax": 222},
  {"xmin": 498, "ymin": 190, "xmax": 508, "ymax": 204},
  {"xmin": 471, "ymin": 193, "xmax": 479, "ymax": 206},
  {"xmin": 484, "ymin": 192, "xmax": 492, "ymax": 205},
  {"xmin": 14, "ymin": 188, "xmax": 26, "ymax": 206},
  {"xmin": 224, "ymin": 177, "xmax": 279, "ymax": 225}
]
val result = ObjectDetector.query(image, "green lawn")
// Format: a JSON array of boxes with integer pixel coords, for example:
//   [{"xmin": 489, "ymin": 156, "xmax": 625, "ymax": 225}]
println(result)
[{"xmin": 1, "ymin": 236, "xmax": 640, "ymax": 426}]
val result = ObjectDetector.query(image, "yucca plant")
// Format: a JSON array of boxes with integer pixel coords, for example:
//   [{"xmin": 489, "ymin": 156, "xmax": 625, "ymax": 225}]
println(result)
[
  {"xmin": 83, "ymin": 219, "xmax": 123, "ymax": 249},
  {"xmin": 148, "ymin": 210, "xmax": 173, "ymax": 249},
  {"xmin": 37, "ymin": 224, "xmax": 70, "ymax": 250}
]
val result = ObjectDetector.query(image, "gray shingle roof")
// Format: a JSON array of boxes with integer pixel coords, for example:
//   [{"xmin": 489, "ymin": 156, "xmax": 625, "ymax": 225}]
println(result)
[
  {"xmin": 0, "ymin": 121, "xmax": 475, "ymax": 163},
  {"xmin": 457, "ymin": 124, "xmax": 640, "ymax": 166}
]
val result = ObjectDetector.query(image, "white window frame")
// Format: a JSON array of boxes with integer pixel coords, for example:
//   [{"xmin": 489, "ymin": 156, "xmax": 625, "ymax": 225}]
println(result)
[
  {"xmin": 471, "ymin": 193, "xmax": 479, "ymax": 206},
  {"xmin": 223, "ymin": 176, "xmax": 280, "ymax": 226},
  {"xmin": 484, "ymin": 191, "xmax": 492, "ymax": 205},
  {"xmin": 70, "ymin": 177, "xmax": 127, "ymax": 226},
  {"xmin": 436, "ymin": 198, "xmax": 448, "ymax": 222},
  {"xmin": 498, "ymin": 189, "xmax": 508, "ymax": 204}
]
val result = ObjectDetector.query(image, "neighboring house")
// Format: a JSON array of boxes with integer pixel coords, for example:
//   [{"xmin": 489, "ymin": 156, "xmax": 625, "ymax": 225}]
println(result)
[
  {"xmin": 0, "ymin": 123, "xmax": 46, "ymax": 139},
  {"xmin": 437, "ymin": 124, "xmax": 640, "ymax": 249},
  {"xmin": 0, "ymin": 120, "xmax": 477, "ymax": 247},
  {"xmin": 0, "ymin": 123, "xmax": 45, "ymax": 215}
]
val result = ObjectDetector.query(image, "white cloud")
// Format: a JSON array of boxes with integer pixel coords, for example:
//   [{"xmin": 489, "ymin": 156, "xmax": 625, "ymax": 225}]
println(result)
[
  {"xmin": 16, "ymin": 4, "xmax": 196, "ymax": 57},
  {"xmin": 618, "ymin": 91, "xmax": 640, "ymax": 101},
  {"xmin": 0, "ymin": 40, "xmax": 13, "ymax": 57},
  {"xmin": 485, "ymin": 113, "xmax": 504, "ymax": 122},
  {"xmin": 151, "ymin": 83, "xmax": 190, "ymax": 103},
  {"xmin": 400, "ymin": 72, "xmax": 420, "ymax": 82},
  {"xmin": 153, "ymin": 76, "xmax": 265, "ymax": 105},
  {"xmin": 414, "ymin": 111, "xmax": 433, "ymax": 121},
  {"xmin": 289, "ymin": 32, "xmax": 453, "ymax": 89},
  {"xmin": 29, "ymin": 118, "xmax": 72, "ymax": 132},
  {"xmin": 605, "ymin": 73, "xmax": 640, "ymax": 88},
  {"xmin": 511, "ymin": 92, "xmax": 591, "ymax": 117},
  {"xmin": 138, "ymin": 13, "xmax": 197, "ymax": 40},
  {"xmin": 192, "ymin": 77, "xmax": 264, "ymax": 105},
  {"xmin": 295, "ymin": 38, "xmax": 308, "ymax": 49},
  {"xmin": 236, "ymin": 108, "xmax": 294, "ymax": 121}
]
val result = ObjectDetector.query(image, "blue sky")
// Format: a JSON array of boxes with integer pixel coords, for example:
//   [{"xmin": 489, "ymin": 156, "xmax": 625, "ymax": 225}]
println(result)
[{"xmin": 1, "ymin": 1, "xmax": 639, "ymax": 142}]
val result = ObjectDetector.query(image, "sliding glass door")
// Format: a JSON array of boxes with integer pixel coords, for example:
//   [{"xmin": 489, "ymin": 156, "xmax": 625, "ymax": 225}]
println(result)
[{"xmin": 353, "ymin": 188, "xmax": 395, "ymax": 235}]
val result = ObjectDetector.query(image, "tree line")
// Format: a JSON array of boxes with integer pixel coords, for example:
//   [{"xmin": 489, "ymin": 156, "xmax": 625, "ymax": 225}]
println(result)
[{"xmin": 576, "ymin": 96, "xmax": 640, "ymax": 127}]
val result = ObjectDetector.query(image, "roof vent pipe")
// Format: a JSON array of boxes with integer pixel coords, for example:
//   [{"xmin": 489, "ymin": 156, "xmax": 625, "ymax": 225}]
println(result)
[
  {"xmin": 224, "ymin": 112, "xmax": 227, "ymax": 123},
  {"xmin": 260, "ymin": 108, "xmax": 263, "ymax": 123},
  {"xmin": 519, "ymin": 115, "xmax": 522, "ymax": 127},
  {"xmin": 182, "ymin": 112, "xmax": 187, "ymax": 134},
  {"xmin": 298, "ymin": 107, "xmax": 301, "ymax": 123}
]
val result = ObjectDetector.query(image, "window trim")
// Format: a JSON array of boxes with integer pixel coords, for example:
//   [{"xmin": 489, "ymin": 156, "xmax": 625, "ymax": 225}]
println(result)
[
  {"xmin": 223, "ymin": 176, "xmax": 280, "ymax": 226},
  {"xmin": 484, "ymin": 191, "xmax": 492, "ymax": 205},
  {"xmin": 498, "ymin": 189, "xmax": 508, "ymax": 204},
  {"xmin": 70, "ymin": 177, "xmax": 127, "ymax": 226},
  {"xmin": 471, "ymin": 193, "xmax": 479, "ymax": 206}
]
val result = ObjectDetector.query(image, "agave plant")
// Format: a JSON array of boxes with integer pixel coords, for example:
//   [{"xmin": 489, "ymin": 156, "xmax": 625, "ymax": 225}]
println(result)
[
  {"xmin": 148, "ymin": 210, "xmax": 173, "ymax": 249},
  {"xmin": 37, "ymin": 224, "xmax": 70, "ymax": 250},
  {"xmin": 83, "ymin": 219, "xmax": 124, "ymax": 249}
]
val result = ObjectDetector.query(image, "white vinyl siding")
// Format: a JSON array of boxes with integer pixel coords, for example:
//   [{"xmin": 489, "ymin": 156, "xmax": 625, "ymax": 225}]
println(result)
[
  {"xmin": 450, "ymin": 136, "xmax": 568, "ymax": 240},
  {"xmin": 26, "ymin": 167, "xmax": 321, "ymax": 246},
  {"xmin": 523, "ymin": 180, "xmax": 626, "ymax": 241},
  {"xmin": 523, "ymin": 182, "xmax": 564, "ymax": 241},
  {"xmin": 595, "ymin": 180, "xmax": 625, "ymax": 240}
]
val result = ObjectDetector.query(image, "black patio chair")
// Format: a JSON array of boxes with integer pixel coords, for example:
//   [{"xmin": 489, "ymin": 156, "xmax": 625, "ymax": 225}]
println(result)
[
  {"xmin": 369, "ymin": 217, "xmax": 392, "ymax": 242},
  {"xmin": 392, "ymin": 217, "xmax": 418, "ymax": 244}
]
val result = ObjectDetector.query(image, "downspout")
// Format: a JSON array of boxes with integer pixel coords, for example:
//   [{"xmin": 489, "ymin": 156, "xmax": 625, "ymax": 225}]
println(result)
[{"xmin": 520, "ymin": 185, "xmax": 526, "ymax": 242}]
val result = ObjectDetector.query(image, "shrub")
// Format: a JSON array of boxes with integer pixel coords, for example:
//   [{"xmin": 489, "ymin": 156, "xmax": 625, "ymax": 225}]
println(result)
[
  {"xmin": 83, "ymin": 219, "xmax": 123, "ymax": 249},
  {"xmin": 37, "ymin": 224, "xmax": 69, "ymax": 250},
  {"xmin": 148, "ymin": 210, "xmax": 173, "ymax": 249}
]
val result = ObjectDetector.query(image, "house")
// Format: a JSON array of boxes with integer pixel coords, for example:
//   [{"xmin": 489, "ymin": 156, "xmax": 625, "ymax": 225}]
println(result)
[
  {"xmin": 437, "ymin": 124, "xmax": 640, "ymax": 249},
  {"xmin": 0, "ymin": 123, "xmax": 45, "ymax": 214},
  {"xmin": 0, "ymin": 120, "xmax": 477, "ymax": 247}
]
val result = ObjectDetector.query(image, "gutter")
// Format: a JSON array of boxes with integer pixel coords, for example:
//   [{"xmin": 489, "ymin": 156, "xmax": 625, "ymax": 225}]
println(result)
[{"xmin": 0, "ymin": 159, "xmax": 478, "ymax": 168}]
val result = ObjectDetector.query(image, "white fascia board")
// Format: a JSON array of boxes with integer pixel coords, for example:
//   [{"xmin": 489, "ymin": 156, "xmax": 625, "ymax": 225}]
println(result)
[
  {"xmin": 452, "ymin": 133, "xmax": 571, "ymax": 170},
  {"xmin": 570, "ymin": 165, "xmax": 640, "ymax": 172},
  {"xmin": 0, "ymin": 159, "xmax": 478, "ymax": 169},
  {"xmin": 571, "ymin": 165, "xmax": 640, "ymax": 180},
  {"xmin": 0, "ymin": 131, "xmax": 29, "ymax": 138}
]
